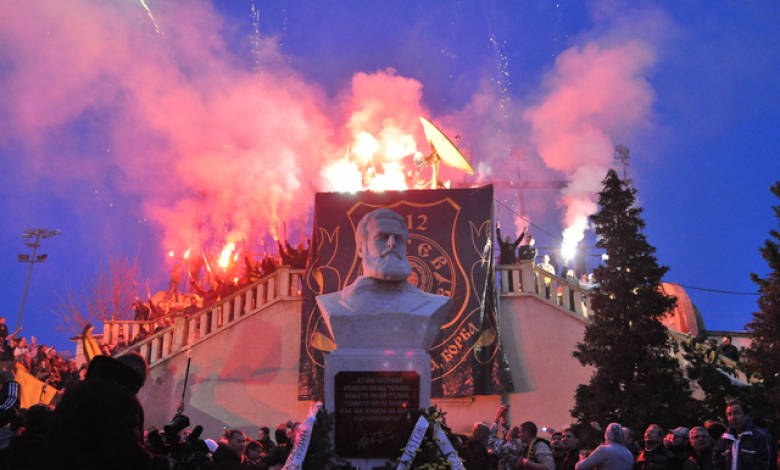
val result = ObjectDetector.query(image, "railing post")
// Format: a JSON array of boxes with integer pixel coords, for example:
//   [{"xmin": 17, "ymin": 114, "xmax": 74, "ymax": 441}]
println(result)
[
  {"xmin": 278, "ymin": 267, "xmax": 291, "ymax": 298},
  {"xmin": 162, "ymin": 332, "xmax": 171, "ymax": 358},
  {"xmin": 498, "ymin": 267, "xmax": 509, "ymax": 294},
  {"xmin": 212, "ymin": 306, "xmax": 220, "ymax": 331},
  {"xmin": 233, "ymin": 294, "xmax": 244, "ymax": 318},
  {"xmin": 291, "ymin": 272, "xmax": 301, "ymax": 296},
  {"xmin": 510, "ymin": 268, "xmax": 521, "ymax": 294},
  {"xmin": 172, "ymin": 314, "xmax": 189, "ymax": 350},
  {"xmin": 225, "ymin": 299, "xmax": 234, "ymax": 324},
  {"xmin": 150, "ymin": 340, "xmax": 159, "ymax": 363},
  {"xmin": 245, "ymin": 286, "xmax": 254, "ymax": 312},
  {"xmin": 537, "ymin": 271, "xmax": 545, "ymax": 297},
  {"xmin": 268, "ymin": 276, "xmax": 277, "ymax": 301},
  {"xmin": 103, "ymin": 322, "xmax": 113, "ymax": 344},
  {"xmin": 520, "ymin": 261, "xmax": 535, "ymax": 293},
  {"xmin": 189, "ymin": 316, "xmax": 201, "ymax": 343},
  {"xmin": 140, "ymin": 343, "xmax": 150, "ymax": 364}
]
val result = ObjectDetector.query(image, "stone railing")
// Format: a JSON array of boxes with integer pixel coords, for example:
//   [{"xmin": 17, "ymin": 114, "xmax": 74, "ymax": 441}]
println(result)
[
  {"xmin": 103, "ymin": 319, "xmax": 158, "ymax": 345},
  {"xmin": 496, "ymin": 261, "xmax": 592, "ymax": 319},
  {"xmin": 107, "ymin": 267, "xmax": 305, "ymax": 365}
]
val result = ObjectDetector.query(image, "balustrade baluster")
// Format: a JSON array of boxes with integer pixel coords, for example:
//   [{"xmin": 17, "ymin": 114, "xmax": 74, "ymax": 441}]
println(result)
[
  {"xmin": 211, "ymin": 306, "xmax": 220, "ymax": 331},
  {"xmin": 150, "ymin": 339, "xmax": 159, "ymax": 363},
  {"xmin": 235, "ymin": 293, "xmax": 244, "ymax": 318},
  {"xmin": 268, "ymin": 277, "xmax": 276, "ymax": 301}
]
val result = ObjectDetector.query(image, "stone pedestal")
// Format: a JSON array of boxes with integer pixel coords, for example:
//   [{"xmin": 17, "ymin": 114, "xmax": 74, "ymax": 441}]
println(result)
[
  {"xmin": 325, "ymin": 350, "xmax": 431, "ymax": 469},
  {"xmin": 315, "ymin": 210, "xmax": 452, "ymax": 469}
]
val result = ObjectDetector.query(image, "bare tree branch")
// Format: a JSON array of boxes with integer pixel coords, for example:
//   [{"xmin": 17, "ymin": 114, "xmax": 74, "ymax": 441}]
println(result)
[{"xmin": 51, "ymin": 253, "xmax": 140, "ymax": 336}]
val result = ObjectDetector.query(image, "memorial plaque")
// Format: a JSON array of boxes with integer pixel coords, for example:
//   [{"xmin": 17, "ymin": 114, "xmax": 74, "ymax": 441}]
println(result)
[{"xmin": 335, "ymin": 371, "xmax": 420, "ymax": 459}]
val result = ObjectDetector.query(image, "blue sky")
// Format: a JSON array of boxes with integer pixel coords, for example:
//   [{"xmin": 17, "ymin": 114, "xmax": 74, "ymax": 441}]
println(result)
[{"xmin": 1, "ymin": 0, "xmax": 778, "ymax": 353}]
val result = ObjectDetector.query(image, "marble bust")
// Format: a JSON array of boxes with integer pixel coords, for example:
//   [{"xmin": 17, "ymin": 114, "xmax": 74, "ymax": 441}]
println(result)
[{"xmin": 317, "ymin": 208, "xmax": 451, "ymax": 352}]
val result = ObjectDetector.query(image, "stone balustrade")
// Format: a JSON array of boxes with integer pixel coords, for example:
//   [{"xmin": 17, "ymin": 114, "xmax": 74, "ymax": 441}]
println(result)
[
  {"xmin": 108, "ymin": 267, "xmax": 304, "ymax": 365},
  {"xmin": 496, "ymin": 261, "xmax": 592, "ymax": 318},
  {"xmin": 105, "ymin": 262, "xmax": 752, "ymax": 387},
  {"xmin": 496, "ymin": 262, "xmax": 753, "ymax": 384}
]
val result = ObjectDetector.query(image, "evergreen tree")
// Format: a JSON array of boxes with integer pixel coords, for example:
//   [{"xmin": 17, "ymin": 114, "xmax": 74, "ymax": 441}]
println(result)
[
  {"xmin": 572, "ymin": 169, "xmax": 697, "ymax": 432},
  {"xmin": 743, "ymin": 181, "xmax": 780, "ymax": 419}
]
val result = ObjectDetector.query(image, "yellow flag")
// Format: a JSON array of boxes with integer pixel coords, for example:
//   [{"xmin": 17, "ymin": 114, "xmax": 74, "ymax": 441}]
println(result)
[
  {"xmin": 81, "ymin": 323, "xmax": 103, "ymax": 363},
  {"xmin": 12, "ymin": 363, "xmax": 57, "ymax": 408}
]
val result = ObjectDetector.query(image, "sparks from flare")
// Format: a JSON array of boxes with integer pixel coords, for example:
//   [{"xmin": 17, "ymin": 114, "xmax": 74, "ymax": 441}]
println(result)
[{"xmin": 138, "ymin": 0, "xmax": 163, "ymax": 35}]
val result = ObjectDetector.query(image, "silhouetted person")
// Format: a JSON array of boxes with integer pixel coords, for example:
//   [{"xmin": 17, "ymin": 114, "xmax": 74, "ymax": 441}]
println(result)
[
  {"xmin": 47, "ymin": 353, "xmax": 170, "ymax": 470},
  {"xmin": 518, "ymin": 236, "xmax": 538, "ymax": 261},
  {"xmin": 719, "ymin": 335, "xmax": 739, "ymax": 361},
  {"xmin": 497, "ymin": 224, "xmax": 527, "ymax": 265}
]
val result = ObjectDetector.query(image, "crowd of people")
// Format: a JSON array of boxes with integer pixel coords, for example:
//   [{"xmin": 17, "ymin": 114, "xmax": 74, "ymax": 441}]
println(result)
[
  {"xmin": 0, "ymin": 317, "xmax": 82, "ymax": 398},
  {"xmin": 451, "ymin": 404, "xmax": 778, "ymax": 470},
  {"xmin": 0, "ymin": 351, "xmax": 302, "ymax": 469},
  {"xmin": 135, "ymin": 238, "xmax": 310, "ymax": 319},
  {"xmin": 1, "ymin": 347, "xmax": 778, "ymax": 470},
  {"xmin": 495, "ymin": 224, "xmax": 593, "ymax": 290},
  {"xmin": 163, "ymin": 424, "xmax": 298, "ymax": 470},
  {"xmin": 104, "ymin": 238, "xmax": 313, "ymax": 355}
]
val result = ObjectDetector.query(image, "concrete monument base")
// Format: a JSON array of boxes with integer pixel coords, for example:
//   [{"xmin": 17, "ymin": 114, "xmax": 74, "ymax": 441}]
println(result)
[
  {"xmin": 325, "ymin": 349, "xmax": 432, "ymax": 470},
  {"xmin": 317, "ymin": 208, "xmax": 451, "ymax": 469}
]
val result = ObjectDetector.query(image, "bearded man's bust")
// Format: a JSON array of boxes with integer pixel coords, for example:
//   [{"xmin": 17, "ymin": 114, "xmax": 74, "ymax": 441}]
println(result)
[{"xmin": 316, "ymin": 208, "xmax": 451, "ymax": 352}]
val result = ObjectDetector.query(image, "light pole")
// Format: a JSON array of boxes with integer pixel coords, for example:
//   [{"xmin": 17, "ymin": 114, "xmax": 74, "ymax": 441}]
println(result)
[{"xmin": 17, "ymin": 228, "xmax": 62, "ymax": 332}]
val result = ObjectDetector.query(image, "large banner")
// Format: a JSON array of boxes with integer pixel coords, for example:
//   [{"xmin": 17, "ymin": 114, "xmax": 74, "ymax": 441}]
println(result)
[{"xmin": 298, "ymin": 185, "xmax": 514, "ymax": 400}]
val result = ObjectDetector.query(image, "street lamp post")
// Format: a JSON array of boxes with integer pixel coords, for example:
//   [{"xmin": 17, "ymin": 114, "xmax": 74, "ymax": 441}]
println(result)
[{"xmin": 17, "ymin": 228, "xmax": 62, "ymax": 332}]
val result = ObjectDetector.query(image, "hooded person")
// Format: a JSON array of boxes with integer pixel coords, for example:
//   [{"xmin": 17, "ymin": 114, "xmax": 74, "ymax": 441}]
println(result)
[
  {"xmin": 46, "ymin": 353, "xmax": 171, "ymax": 470},
  {"xmin": 575, "ymin": 423, "xmax": 635, "ymax": 470}
]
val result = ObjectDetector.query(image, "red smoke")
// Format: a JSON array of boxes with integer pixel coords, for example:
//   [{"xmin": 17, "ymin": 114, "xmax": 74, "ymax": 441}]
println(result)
[
  {"xmin": 524, "ymin": 40, "xmax": 657, "ymax": 252},
  {"xmin": 0, "ymin": 0, "xmax": 664, "ymax": 264},
  {"xmin": 0, "ymin": 1, "xmax": 435, "ymax": 257}
]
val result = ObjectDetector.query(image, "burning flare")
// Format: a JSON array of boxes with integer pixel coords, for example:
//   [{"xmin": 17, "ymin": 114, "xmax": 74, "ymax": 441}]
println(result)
[{"xmin": 219, "ymin": 242, "xmax": 236, "ymax": 269}]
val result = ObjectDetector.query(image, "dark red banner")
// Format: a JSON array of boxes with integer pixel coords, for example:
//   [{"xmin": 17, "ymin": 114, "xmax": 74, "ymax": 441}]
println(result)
[{"xmin": 298, "ymin": 185, "xmax": 513, "ymax": 400}]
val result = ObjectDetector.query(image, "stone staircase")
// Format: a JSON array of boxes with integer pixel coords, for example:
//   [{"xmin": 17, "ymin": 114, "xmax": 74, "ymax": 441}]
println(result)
[{"xmin": 105, "ymin": 267, "xmax": 305, "ymax": 366}]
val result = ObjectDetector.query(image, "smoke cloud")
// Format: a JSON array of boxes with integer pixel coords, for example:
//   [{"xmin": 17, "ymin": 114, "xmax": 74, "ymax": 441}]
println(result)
[
  {"xmin": 524, "ymin": 39, "xmax": 657, "ymax": 255},
  {"xmin": 0, "ymin": 0, "xmax": 665, "ymax": 269},
  {"xmin": 0, "ymin": 2, "xmax": 436, "ymax": 258}
]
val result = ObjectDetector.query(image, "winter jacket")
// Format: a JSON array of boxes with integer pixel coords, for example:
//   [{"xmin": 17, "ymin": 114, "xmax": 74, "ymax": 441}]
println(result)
[
  {"xmin": 46, "ymin": 355, "xmax": 169, "ymax": 470},
  {"xmin": 713, "ymin": 420, "xmax": 776, "ymax": 470}
]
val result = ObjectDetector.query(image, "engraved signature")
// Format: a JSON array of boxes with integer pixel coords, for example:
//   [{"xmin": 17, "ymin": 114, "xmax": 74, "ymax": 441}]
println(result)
[{"xmin": 358, "ymin": 430, "xmax": 395, "ymax": 449}]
